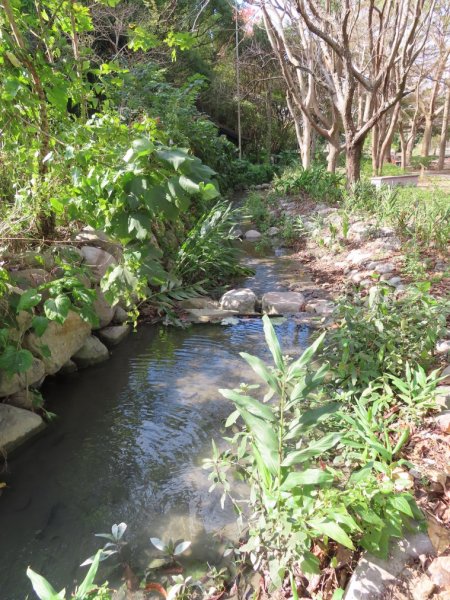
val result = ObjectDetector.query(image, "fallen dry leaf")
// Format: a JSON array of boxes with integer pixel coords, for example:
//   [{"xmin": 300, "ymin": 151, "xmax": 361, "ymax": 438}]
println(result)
[{"xmin": 427, "ymin": 518, "xmax": 450, "ymax": 554}]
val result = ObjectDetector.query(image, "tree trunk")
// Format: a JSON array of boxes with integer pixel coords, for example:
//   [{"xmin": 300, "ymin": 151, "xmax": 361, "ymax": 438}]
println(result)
[
  {"xmin": 327, "ymin": 143, "xmax": 340, "ymax": 173},
  {"xmin": 301, "ymin": 115, "xmax": 312, "ymax": 169},
  {"xmin": 346, "ymin": 139, "xmax": 364, "ymax": 186},
  {"xmin": 437, "ymin": 85, "xmax": 450, "ymax": 171},
  {"xmin": 421, "ymin": 116, "xmax": 433, "ymax": 157}
]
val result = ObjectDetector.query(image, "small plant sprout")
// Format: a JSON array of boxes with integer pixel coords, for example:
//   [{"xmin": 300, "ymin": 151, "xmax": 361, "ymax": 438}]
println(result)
[
  {"xmin": 150, "ymin": 537, "xmax": 192, "ymax": 563},
  {"xmin": 80, "ymin": 522, "xmax": 127, "ymax": 566}
]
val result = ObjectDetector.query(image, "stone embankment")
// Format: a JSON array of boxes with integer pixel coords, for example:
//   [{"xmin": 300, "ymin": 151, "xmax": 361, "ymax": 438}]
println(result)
[{"xmin": 0, "ymin": 227, "xmax": 131, "ymax": 453}]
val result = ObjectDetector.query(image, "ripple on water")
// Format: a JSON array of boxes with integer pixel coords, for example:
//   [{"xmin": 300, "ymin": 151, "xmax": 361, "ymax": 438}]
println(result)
[{"xmin": 0, "ymin": 261, "xmax": 313, "ymax": 599}]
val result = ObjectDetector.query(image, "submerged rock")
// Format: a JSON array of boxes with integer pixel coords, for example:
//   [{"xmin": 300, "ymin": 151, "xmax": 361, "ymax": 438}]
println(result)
[
  {"xmin": 98, "ymin": 325, "xmax": 130, "ymax": 347},
  {"xmin": 220, "ymin": 288, "xmax": 257, "ymax": 314},
  {"xmin": 179, "ymin": 297, "xmax": 218, "ymax": 310},
  {"xmin": 244, "ymin": 229, "xmax": 262, "ymax": 241},
  {"xmin": 262, "ymin": 292, "xmax": 305, "ymax": 315},
  {"xmin": 0, "ymin": 404, "xmax": 45, "ymax": 453},
  {"xmin": 72, "ymin": 335, "xmax": 109, "ymax": 368},
  {"xmin": 184, "ymin": 308, "xmax": 239, "ymax": 323}
]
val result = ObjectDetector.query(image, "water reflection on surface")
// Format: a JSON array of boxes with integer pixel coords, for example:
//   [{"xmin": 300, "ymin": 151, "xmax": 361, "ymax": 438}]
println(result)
[{"xmin": 0, "ymin": 250, "xmax": 311, "ymax": 600}]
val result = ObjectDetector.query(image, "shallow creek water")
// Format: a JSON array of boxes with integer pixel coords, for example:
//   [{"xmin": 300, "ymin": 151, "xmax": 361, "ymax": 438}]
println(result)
[{"xmin": 0, "ymin": 244, "xmax": 312, "ymax": 599}]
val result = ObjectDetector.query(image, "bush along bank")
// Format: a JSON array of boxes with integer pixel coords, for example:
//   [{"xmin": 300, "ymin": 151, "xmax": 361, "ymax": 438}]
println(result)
[{"xmin": 213, "ymin": 183, "xmax": 448, "ymax": 599}]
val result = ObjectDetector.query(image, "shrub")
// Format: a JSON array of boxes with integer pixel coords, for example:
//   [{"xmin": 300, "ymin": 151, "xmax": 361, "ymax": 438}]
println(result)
[
  {"xmin": 273, "ymin": 164, "xmax": 344, "ymax": 203},
  {"xmin": 175, "ymin": 201, "xmax": 252, "ymax": 288},
  {"xmin": 325, "ymin": 284, "xmax": 448, "ymax": 387}
]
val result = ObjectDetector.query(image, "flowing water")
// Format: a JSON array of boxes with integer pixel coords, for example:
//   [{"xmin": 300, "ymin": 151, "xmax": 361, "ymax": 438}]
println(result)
[{"xmin": 0, "ymin": 245, "xmax": 312, "ymax": 600}]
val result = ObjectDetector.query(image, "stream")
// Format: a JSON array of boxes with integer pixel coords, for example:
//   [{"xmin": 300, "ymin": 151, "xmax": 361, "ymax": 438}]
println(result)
[{"xmin": 0, "ymin": 243, "xmax": 312, "ymax": 599}]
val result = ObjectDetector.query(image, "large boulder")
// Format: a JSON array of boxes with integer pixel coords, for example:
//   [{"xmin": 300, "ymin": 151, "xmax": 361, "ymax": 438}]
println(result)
[
  {"xmin": 0, "ymin": 357, "xmax": 45, "ymax": 397},
  {"xmin": 220, "ymin": 288, "xmax": 257, "ymax": 314},
  {"xmin": 23, "ymin": 310, "xmax": 91, "ymax": 375},
  {"xmin": 10, "ymin": 268, "xmax": 53, "ymax": 290},
  {"xmin": 98, "ymin": 325, "xmax": 130, "ymax": 348},
  {"xmin": 80, "ymin": 246, "xmax": 116, "ymax": 282},
  {"xmin": 262, "ymin": 292, "xmax": 305, "ymax": 315},
  {"xmin": 0, "ymin": 404, "xmax": 45, "ymax": 453},
  {"xmin": 72, "ymin": 335, "xmax": 109, "ymax": 368},
  {"xmin": 92, "ymin": 288, "xmax": 115, "ymax": 329},
  {"xmin": 75, "ymin": 227, "xmax": 122, "ymax": 260}
]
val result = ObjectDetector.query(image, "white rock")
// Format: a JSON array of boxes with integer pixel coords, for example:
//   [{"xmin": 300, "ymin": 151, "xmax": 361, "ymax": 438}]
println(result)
[
  {"xmin": 244, "ymin": 230, "xmax": 262, "ymax": 241},
  {"xmin": 305, "ymin": 299, "xmax": 335, "ymax": 315},
  {"xmin": 436, "ymin": 385, "xmax": 450, "ymax": 410},
  {"xmin": 72, "ymin": 335, "xmax": 109, "ymax": 368},
  {"xmin": 435, "ymin": 340, "xmax": 450, "ymax": 355},
  {"xmin": 92, "ymin": 288, "xmax": 115, "ymax": 329},
  {"xmin": 75, "ymin": 227, "xmax": 122, "ymax": 259},
  {"xmin": 374, "ymin": 262, "xmax": 395, "ymax": 274},
  {"xmin": 0, "ymin": 404, "xmax": 45, "ymax": 453},
  {"xmin": 23, "ymin": 310, "xmax": 91, "ymax": 375},
  {"xmin": 348, "ymin": 221, "xmax": 373, "ymax": 241},
  {"xmin": 387, "ymin": 276, "xmax": 402, "ymax": 287},
  {"xmin": 98, "ymin": 325, "xmax": 130, "ymax": 347},
  {"xmin": 344, "ymin": 532, "xmax": 435, "ymax": 600},
  {"xmin": 346, "ymin": 249, "xmax": 372, "ymax": 266},
  {"xmin": 220, "ymin": 288, "xmax": 257, "ymax": 314},
  {"xmin": 80, "ymin": 246, "xmax": 116, "ymax": 281},
  {"xmin": 267, "ymin": 226, "xmax": 280, "ymax": 237},
  {"xmin": 0, "ymin": 356, "xmax": 45, "ymax": 398},
  {"xmin": 262, "ymin": 292, "xmax": 305, "ymax": 315}
]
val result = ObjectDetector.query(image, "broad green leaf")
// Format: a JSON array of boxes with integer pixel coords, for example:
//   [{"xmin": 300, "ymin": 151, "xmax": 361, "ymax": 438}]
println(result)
[
  {"xmin": 17, "ymin": 289, "xmax": 41, "ymax": 312},
  {"xmin": 44, "ymin": 296, "xmax": 71, "ymax": 324},
  {"xmin": 308, "ymin": 519, "xmax": 354, "ymax": 549},
  {"xmin": 32, "ymin": 316, "xmax": 49, "ymax": 337},
  {"xmin": 282, "ymin": 433, "xmax": 341, "ymax": 466},
  {"xmin": 299, "ymin": 551, "xmax": 320, "ymax": 575},
  {"xmin": 156, "ymin": 148, "xmax": 193, "ymax": 170},
  {"xmin": 280, "ymin": 469, "xmax": 334, "ymax": 490},
  {"xmin": 287, "ymin": 332, "xmax": 326, "ymax": 380},
  {"xmin": 262, "ymin": 315, "xmax": 284, "ymax": 371},
  {"xmin": 219, "ymin": 389, "xmax": 275, "ymax": 422},
  {"xmin": 388, "ymin": 494, "xmax": 414, "ymax": 517},
  {"xmin": 239, "ymin": 408, "xmax": 278, "ymax": 474},
  {"xmin": 294, "ymin": 402, "xmax": 340, "ymax": 430},
  {"xmin": 0, "ymin": 347, "xmax": 33, "ymax": 374},
  {"xmin": 239, "ymin": 353, "xmax": 281, "ymax": 394},
  {"xmin": 26, "ymin": 567, "xmax": 65, "ymax": 600}
]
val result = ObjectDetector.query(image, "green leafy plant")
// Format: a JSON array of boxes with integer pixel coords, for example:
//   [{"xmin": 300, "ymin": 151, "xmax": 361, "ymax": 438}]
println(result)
[{"xmin": 273, "ymin": 165, "xmax": 344, "ymax": 203}]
